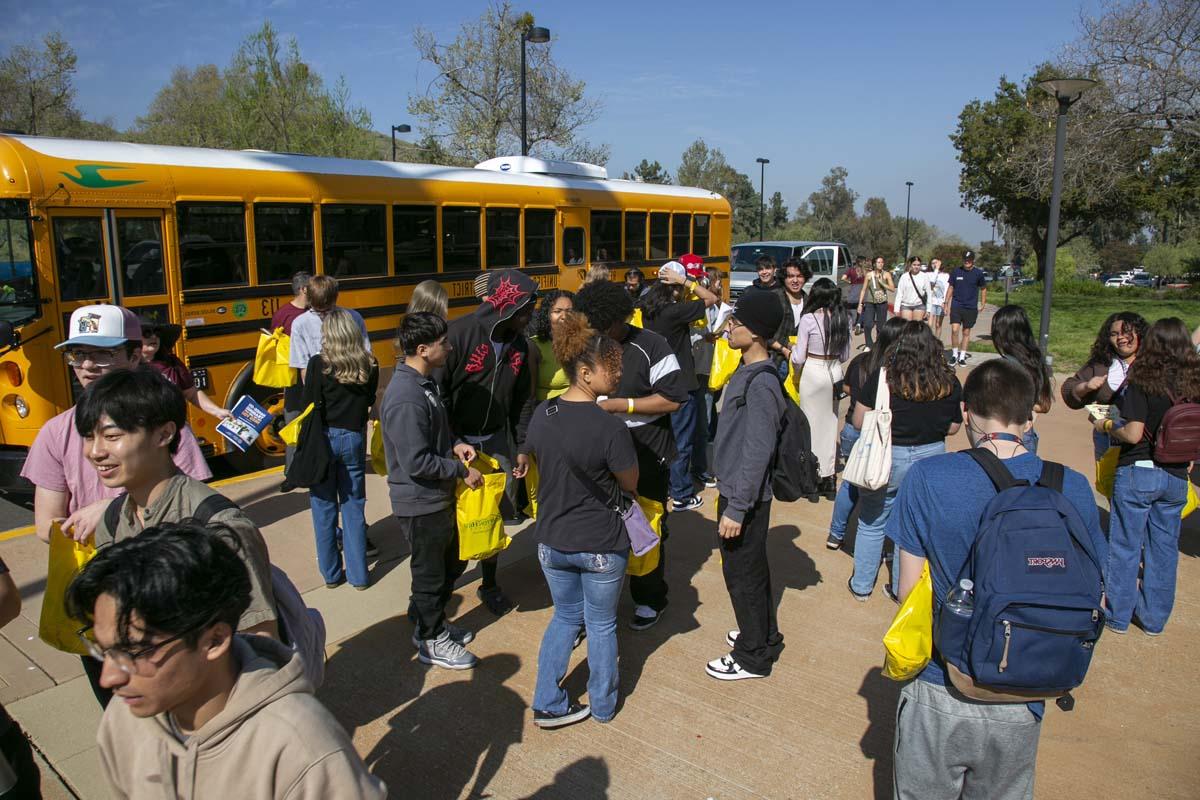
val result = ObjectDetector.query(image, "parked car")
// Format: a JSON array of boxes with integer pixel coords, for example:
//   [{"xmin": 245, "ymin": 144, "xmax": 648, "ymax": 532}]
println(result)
[
  {"xmin": 729, "ymin": 240, "xmax": 854, "ymax": 299},
  {"xmin": 1131, "ymin": 276, "xmax": 1153, "ymax": 288},
  {"xmin": 1105, "ymin": 277, "xmax": 1132, "ymax": 288}
]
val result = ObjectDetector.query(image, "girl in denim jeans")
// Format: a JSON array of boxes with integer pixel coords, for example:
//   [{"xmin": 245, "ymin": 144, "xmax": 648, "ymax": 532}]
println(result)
[{"xmin": 519, "ymin": 312, "xmax": 639, "ymax": 728}]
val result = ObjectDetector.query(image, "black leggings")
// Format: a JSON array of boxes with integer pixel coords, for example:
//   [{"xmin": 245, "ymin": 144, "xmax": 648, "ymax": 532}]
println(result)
[{"xmin": 861, "ymin": 302, "xmax": 888, "ymax": 348}]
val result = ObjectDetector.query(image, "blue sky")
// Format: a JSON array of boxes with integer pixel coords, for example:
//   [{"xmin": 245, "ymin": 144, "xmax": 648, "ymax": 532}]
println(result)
[{"xmin": 6, "ymin": 0, "xmax": 1101, "ymax": 244}]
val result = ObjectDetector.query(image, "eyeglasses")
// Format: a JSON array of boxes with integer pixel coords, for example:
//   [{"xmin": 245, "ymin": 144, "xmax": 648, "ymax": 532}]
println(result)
[
  {"xmin": 64, "ymin": 348, "xmax": 120, "ymax": 368},
  {"xmin": 77, "ymin": 619, "xmax": 210, "ymax": 676}
]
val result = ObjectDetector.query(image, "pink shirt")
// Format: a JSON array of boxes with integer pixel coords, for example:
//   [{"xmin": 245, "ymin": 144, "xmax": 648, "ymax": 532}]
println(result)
[
  {"xmin": 20, "ymin": 407, "xmax": 212, "ymax": 515},
  {"xmin": 791, "ymin": 310, "xmax": 851, "ymax": 366}
]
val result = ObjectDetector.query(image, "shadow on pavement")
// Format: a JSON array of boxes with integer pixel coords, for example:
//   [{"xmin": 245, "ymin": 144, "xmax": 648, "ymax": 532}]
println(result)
[
  {"xmin": 240, "ymin": 491, "xmax": 314, "ymax": 529},
  {"xmin": 522, "ymin": 756, "xmax": 610, "ymax": 799},
  {"xmin": 858, "ymin": 666, "xmax": 900, "ymax": 800},
  {"xmin": 768, "ymin": 524, "xmax": 822, "ymax": 607}
]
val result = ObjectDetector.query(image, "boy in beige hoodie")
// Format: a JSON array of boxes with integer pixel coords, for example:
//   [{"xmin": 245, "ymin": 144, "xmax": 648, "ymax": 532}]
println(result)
[{"xmin": 67, "ymin": 522, "xmax": 385, "ymax": 799}]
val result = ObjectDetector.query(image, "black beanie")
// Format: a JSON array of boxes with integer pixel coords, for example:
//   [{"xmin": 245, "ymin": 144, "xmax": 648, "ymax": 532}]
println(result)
[{"xmin": 733, "ymin": 290, "xmax": 784, "ymax": 341}]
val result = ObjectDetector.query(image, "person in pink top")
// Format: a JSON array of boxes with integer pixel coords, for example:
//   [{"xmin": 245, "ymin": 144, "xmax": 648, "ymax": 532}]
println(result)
[{"xmin": 21, "ymin": 305, "xmax": 211, "ymax": 546}]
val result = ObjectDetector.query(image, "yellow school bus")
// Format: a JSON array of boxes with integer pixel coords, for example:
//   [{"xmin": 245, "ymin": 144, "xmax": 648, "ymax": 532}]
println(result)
[{"xmin": 0, "ymin": 135, "xmax": 731, "ymax": 480}]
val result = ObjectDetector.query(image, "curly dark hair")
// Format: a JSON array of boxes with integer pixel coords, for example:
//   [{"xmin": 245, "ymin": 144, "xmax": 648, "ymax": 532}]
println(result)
[
  {"xmin": 553, "ymin": 311, "xmax": 623, "ymax": 384},
  {"xmin": 527, "ymin": 289, "xmax": 575, "ymax": 341},
  {"xmin": 1085, "ymin": 311, "xmax": 1147, "ymax": 368},
  {"xmin": 886, "ymin": 321, "xmax": 956, "ymax": 401},
  {"xmin": 574, "ymin": 279, "xmax": 635, "ymax": 333},
  {"xmin": 1128, "ymin": 317, "xmax": 1200, "ymax": 400},
  {"xmin": 990, "ymin": 305, "xmax": 1054, "ymax": 411}
]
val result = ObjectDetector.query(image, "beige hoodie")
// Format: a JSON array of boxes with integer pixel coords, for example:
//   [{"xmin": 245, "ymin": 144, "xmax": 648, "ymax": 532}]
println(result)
[{"xmin": 96, "ymin": 636, "xmax": 386, "ymax": 800}]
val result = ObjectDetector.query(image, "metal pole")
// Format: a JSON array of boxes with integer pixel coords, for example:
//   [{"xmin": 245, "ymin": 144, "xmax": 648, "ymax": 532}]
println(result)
[
  {"xmin": 391, "ymin": 128, "xmax": 396, "ymax": 162},
  {"xmin": 520, "ymin": 34, "xmax": 528, "ymax": 157},
  {"xmin": 759, "ymin": 161, "xmax": 766, "ymax": 240},
  {"xmin": 903, "ymin": 181, "xmax": 913, "ymax": 261},
  {"xmin": 1038, "ymin": 97, "xmax": 1071, "ymax": 364}
]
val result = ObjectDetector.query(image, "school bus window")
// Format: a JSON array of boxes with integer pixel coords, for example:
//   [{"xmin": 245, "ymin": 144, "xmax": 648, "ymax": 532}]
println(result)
[
  {"xmin": 693, "ymin": 214, "xmax": 710, "ymax": 256},
  {"xmin": 442, "ymin": 207, "xmax": 481, "ymax": 271},
  {"xmin": 624, "ymin": 212, "xmax": 646, "ymax": 262},
  {"xmin": 591, "ymin": 211, "xmax": 620, "ymax": 263},
  {"xmin": 524, "ymin": 209, "xmax": 555, "ymax": 266},
  {"xmin": 486, "ymin": 208, "xmax": 520, "ymax": 269},
  {"xmin": 177, "ymin": 203, "xmax": 248, "ymax": 289},
  {"xmin": 255, "ymin": 204, "xmax": 314, "ymax": 284},
  {"xmin": 563, "ymin": 227, "xmax": 585, "ymax": 266},
  {"xmin": 393, "ymin": 205, "xmax": 436, "ymax": 274},
  {"xmin": 114, "ymin": 218, "xmax": 166, "ymax": 297},
  {"xmin": 672, "ymin": 213, "xmax": 691, "ymax": 258},
  {"xmin": 322, "ymin": 204, "xmax": 386, "ymax": 277},
  {"xmin": 53, "ymin": 217, "xmax": 108, "ymax": 300},
  {"xmin": 649, "ymin": 212, "xmax": 669, "ymax": 260},
  {"xmin": 0, "ymin": 201, "xmax": 40, "ymax": 326}
]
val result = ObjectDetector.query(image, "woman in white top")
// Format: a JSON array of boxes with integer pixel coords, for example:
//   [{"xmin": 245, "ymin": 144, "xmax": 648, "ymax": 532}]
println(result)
[
  {"xmin": 925, "ymin": 258, "xmax": 950, "ymax": 338},
  {"xmin": 894, "ymin": 256, "xmax": 929, "ymax": 321},
  {"xmin": 791, "ymin": 278, "xmax": 852, "ymax": 499}
]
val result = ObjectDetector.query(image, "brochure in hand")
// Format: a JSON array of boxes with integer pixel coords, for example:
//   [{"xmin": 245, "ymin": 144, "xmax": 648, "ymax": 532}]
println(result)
[{"xmin": 217, "ymin": 395, "xmax": 275, "ymax": 453}]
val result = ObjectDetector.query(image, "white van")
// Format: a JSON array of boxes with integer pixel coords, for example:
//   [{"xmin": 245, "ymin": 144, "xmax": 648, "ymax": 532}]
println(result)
[{"xmin": 729, "ymin": 240, "xmax": 854, "ymax": 299}]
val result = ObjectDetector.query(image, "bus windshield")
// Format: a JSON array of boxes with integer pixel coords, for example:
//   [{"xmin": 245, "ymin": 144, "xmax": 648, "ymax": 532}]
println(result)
[{"xmin": 0, "ymin": 200, "xmax": 40, "ymax": 327}]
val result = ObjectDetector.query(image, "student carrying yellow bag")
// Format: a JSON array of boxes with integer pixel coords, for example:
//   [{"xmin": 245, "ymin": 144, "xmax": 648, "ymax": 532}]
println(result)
[
  {"xmin": 1183, "ymin": 481, "xmax": 1198, "ymax": 519},
  {"xmin": 882, "ymin": 563, "xmax": 933, "ymax": 681},
  {"xmin": 708, "ymin": 336, "xmax": 740, "ymax": 391},
  {"xmin": 523, "ymin": 455, "xmax": 540, "ymax": 519},
  {"xmin": 783, "ymin": 335, "xmax": 801, "ymax": 405},
  {"xmin": 253, "ymin": 327, "xmax": 297, "ymax": 388},
  {"xmin": 278, "ymin": 402, "xmax": 315, "ymax": 446},
  {"xmin": 626, "ymin": 496, "xmax": 664, "ymax": 576},
  {"xmin": 38, "ymin": 522, "xmax": 96, "ymax": 655},
  {"xmin": 456, "ymin": 453, "xmax": 511, "ymax": 561},
  {"xmin": 1094, "ymin": 446, "xmax": 1120, "ymax": 498}
]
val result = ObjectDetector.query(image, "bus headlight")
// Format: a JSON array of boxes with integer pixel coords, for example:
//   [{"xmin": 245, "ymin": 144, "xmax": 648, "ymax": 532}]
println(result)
[{"xmin": 12, "ymin": 396, "xmax": 28, "ymax": 418}]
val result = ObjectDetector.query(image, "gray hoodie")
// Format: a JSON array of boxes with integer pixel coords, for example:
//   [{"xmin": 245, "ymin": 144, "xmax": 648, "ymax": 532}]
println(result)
[
  {"xmin": 380, "ymin": 363, "xmax": 468, "ymax": 516},
  {"xmin": 714, "ymin": 360, "xmax": 785, "ymax": 523}
]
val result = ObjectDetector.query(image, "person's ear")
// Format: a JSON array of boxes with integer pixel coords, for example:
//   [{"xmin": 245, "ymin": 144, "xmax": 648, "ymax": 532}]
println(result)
[
  {"xmin": 155, "ymin": 421, "xmax": 178, "ymax": 449},
  {"xmin": 203, "ymin": 622, "xmax": 235, "ymax": 663}
]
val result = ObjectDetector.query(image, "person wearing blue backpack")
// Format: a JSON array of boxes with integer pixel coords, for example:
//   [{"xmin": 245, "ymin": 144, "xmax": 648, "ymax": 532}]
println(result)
[{"xmin": 889, "ymin": 359, "xmax": 1106, "ymax": 800}]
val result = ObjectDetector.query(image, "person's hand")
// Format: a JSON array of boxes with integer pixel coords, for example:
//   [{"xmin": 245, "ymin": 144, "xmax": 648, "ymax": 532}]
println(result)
[
  {"xmin": 464, "ymin": 467, "xmax": 484, "ymax": 490},
  {"xmin": 658, "ymin": 267, "xmax": 686, "ymax": 286},
  {"xmin": 453, "ymin": 443, "xmax": 477, "ymax": 463},
  {"xmin": 214, "ymin": 408, "xmax": 234, "ymax": 421},
  {"xmin": 1084, "ymin": 375, "xmax": 1107, "ymax": 393},
  {"xmin": 598, "ymin": 398, "xmax": 626, "ymax": 414},
  {"xmin": 1092, "ymin": 416, "xmax": 1110, "ymax": 433},
  {"xmin": 62, "ymin": 499, "xmax": 108, "ymax": 544},
  {"xmin": 717, "ymin": 514, "xmax": 742, "ymax": 540},
  {"xmin": 513, "ymin": 454, "xmax": 530, "ymax": 479},
  {"xmin": 780, "ymin": 346, "xmax": 793, "ymax": 361}
]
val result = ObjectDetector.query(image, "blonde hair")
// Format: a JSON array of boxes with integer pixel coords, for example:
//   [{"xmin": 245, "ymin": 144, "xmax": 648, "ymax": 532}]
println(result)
[
  {"xmin": 583, "ymin": 264, "xmax": 610, "ymax": 284},
  {"xmin": 320, "ymin": 308, "xmax": 375, "ymax": 384},
  {"xmin": 408, "ymin": 280, "xmax": 448, "ymax": 319}
]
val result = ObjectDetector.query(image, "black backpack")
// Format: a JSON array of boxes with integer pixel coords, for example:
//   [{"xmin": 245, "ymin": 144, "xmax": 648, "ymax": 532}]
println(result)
[{"xmin": 737, "ymin": 368, "xmax": 820, "ymax": 502}]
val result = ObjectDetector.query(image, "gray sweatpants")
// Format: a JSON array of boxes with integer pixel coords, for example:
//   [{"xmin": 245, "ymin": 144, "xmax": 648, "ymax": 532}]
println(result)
[{"xmin": 893, "ymin": 679, "xmax": 1041, "ymax": 800}]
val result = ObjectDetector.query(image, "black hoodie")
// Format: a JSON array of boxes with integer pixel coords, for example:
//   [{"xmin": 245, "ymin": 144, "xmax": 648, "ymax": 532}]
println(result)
[{"xmin": 435, "ymin": 269, "xmax": 538, "ymax": 443}]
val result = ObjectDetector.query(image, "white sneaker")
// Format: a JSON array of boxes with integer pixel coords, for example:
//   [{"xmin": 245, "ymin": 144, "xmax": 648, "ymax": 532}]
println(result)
[
  {"xmin": 417, "ymin": 631, "xmax": 478, "ymax": 670},
  {"xmin": 726, "ymin": 630, "xmax": 739, "ymax": 648},
  {"xmin": 705, "ymin": 654, "xmax": 766, "ymax": 681},
  {"xmin": 411, "ymin": 621, "xmax": 474, "ymax": 648}
]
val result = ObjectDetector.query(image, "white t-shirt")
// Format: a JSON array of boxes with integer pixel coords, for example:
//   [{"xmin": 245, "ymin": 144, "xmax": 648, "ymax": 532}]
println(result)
[
  {"xmin": 895, "ymin": 271, "xmax": 930, "ymax": 308},
  {"xmin": 1107, "ymin": 357, "xmax": 1130, "ymax": 392},
  {"xmin": 927, "ymin": 272, "xmax": 950, "ymax": 311}
]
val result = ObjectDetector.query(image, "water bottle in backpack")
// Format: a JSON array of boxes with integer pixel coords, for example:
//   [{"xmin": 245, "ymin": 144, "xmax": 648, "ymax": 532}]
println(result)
[{"xmin": 944, "ymin": 579, "xmax": 974, "ymax": 618}]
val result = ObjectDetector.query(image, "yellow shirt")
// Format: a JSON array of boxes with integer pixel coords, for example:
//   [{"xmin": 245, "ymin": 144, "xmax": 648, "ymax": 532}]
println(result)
[{"xmin": 534, "ymin": 337, "xmax": 569, "ymax": 400}]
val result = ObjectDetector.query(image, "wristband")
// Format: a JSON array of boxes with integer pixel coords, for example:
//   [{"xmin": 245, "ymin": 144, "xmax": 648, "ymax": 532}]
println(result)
[
  {"xmin": 1104, "ymin": 419, "xmax": 1114, "ymax": 433},
  {"xmin": 627, "ymin": 398, "xmax": 635, "ymax": 414}
]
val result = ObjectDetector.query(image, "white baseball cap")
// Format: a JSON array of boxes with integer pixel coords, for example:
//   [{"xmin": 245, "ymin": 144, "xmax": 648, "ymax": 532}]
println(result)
[{"xmin": 55, "ymin": 305, "xmax": 143, "ymax": 350}]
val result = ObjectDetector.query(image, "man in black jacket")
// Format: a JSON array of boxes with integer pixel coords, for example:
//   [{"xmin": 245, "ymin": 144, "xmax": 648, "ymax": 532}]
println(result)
[{"xmin": 435, "ymin": 269, "xmax": 537, "ymax": 616}]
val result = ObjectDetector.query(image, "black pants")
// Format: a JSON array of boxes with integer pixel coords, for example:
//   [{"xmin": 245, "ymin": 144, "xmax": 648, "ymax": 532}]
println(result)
[
  {"xmin": 630, "ymin": 463, "xmax": 670, "ymax": 611},
  {"xmin": 82, "ymin": 655, "xmax": 112, "ymax": 708},
  {"xmin": 401, "ymin": 508, "xmax": 468, "ymax": 640},
  {"xmin": 717, "ymin": 495, "xmax": 782, "ymax": 675},
  {"xmin": 0, "ymin": 716, "xmax": 41, "ymax": 799},
  {"xmin": 861, "ymin": 302, "xmax": 888, "ymax": 348}
]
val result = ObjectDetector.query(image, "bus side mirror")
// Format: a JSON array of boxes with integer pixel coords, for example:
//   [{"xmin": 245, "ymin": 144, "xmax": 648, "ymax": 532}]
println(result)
[{"xmin": 0, "ymin": 322, "xmax": 17, "ymax": 349}]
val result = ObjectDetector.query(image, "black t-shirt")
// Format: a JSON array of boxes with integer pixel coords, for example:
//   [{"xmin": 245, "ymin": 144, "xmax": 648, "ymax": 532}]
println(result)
[
  {"xmin": 843, "ymin": 352, "xmax": 872, "ymax": 424},
  {"xmin": 861, "ymin": 370, "xmax": 963, "ymax": 446},
  {"xmin": 616, "ymin": 325, "xmax": 690, "ymax": 495},
  {"xmin": 1116, "ymin": 383, "xmax": 1190, "ymax": 479},
  {"xmin": 645, "ymin": 298, "xmax": 707, "ymax": 391},
  {"xmin": 303, "ymin": 355, "xmax": 379, "ymax": 430},
  {"xmin": 525, "ymin": 398, "xmax": 637, "ymax": 553}
]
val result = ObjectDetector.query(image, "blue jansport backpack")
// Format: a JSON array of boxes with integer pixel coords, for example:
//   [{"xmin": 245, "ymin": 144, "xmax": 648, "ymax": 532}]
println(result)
[{"xmin": 934, "ymin": 449, "xmax": 1105, "ymax": 704}]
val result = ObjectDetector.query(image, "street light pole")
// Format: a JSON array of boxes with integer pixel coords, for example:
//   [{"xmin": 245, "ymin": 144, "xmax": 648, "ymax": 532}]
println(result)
[
  {"xmin": 756, "ymin": 157, "xmax": 769, "ymax": 240},
  {"xmin": 390, "ymin": 124, "xmax": 411, "ymax": 162},
  {"xmin": 1035, "ymin": 78, "xmax": 1096, "ymax": 364},
  {"xmin": 521, "ymin": 26, "xmax": 551, "ymax": 157},
  {"xmin": 903, "ymin": 181, "xmax": 914, "ymax": 261}
]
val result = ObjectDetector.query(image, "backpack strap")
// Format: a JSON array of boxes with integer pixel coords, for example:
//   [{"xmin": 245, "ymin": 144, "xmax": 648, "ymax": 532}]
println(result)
[
  {"xmin": 103, "ymin": 494, "xmax": 126, "ymax": 534},
  {"xmin": 733, "ymin": 364, "xmax": 782, "ymax": 410},
  {"xmin": 190, "ymin": 493, "xmax": 240, "ymax": 524},
  {"xmin": 964, "ymin": 448, "xmax": 1024, "ymax": 492},
  {"xmin": 1037, "ymin": 461, "xmax": 1065, "ymax": 493}
]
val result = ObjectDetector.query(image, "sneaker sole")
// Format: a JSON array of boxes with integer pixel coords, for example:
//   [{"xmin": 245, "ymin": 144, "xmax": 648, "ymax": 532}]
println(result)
[
  {"xmin": 629, "ymin": 615, "xmax": 661, "ymax": 631},
  {"xmin": 705, "ymin": 665, "xmax": 767, "ymax": 681},
  {"xmin": 534, "ymin": 709, "xmax": 592, "ymax": 728},
  {"xmin": 826, "ymin": 540, "xmax": 843, "ymax": 550},
  {"xmin": 417, "ymin": 653, "xmax": 477, "ymax": 670}
]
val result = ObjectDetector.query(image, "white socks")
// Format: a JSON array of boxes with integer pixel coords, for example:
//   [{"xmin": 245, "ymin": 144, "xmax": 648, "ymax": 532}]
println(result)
[{"xmin": 952, "ymin": 348, "xmax": 961, "ymax": 359}]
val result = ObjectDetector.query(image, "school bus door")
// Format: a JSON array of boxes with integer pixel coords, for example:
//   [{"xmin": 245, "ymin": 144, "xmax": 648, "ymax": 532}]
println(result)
[{"xmin": 559, "ymin": 206, "xmax": 588, "ymax": 290}]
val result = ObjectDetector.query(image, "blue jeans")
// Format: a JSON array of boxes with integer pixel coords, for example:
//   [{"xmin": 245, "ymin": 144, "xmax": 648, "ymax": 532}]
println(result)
[
  {"xmin": 668, "ymin": 393, "xmax": 699, "ymax": 501},
  {"xmin": 850, "ymin": 441, "xmax": 946, "ymax": 596},
  {"xmin": 829, "ymin": 424, "xmax": 861, "ymax": 541},
  {"xmin": 309, "ymin": 427, "xmax": 368, "ymax": 586},
  {"xmin": 534, "ymin": 544, "xmax": 628, "ymax": 722},
  {"xmin": 1104, "ymin": 465, "xmax": 1188, "ymax": 632}
]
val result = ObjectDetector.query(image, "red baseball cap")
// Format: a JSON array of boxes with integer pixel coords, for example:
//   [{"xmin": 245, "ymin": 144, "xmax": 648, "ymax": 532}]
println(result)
[{"xmin": 679, "ymin": 253, "xmax": 705, "ymax": 279}]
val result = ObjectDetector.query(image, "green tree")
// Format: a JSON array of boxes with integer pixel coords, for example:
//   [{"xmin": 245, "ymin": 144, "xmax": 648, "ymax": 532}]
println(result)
[
  {"xmin": 767, "ymin": 191, "xmax": 788, "ymax": 233},
  {"xmin": 1142, "ymin": 240, "xmax": 1200, "ymax": 276},
  {"xmin": 676, "ymin": 139, "xmax": 759, "ymax": 240},
  {"xmin": 976, "ymin": 241, "xmax": 1007, "ymax": 269},
  {"xmin": 852, "ymin": 197, "xmax": 895, "ymax": 261},
  {"xmin": 1096, "ymin": 240, "xmax": 1145, "ymax": 272},
  {"xmin": 621, "ymin": 159, "xmax": 670, "ymax": 183},
  {"xmin": 408, "ymin": 3, "xmax": 606, "ymax": 164},
  {"xmin": 0, "ymin": 32, "xmax": 116, "ymax": 138},
  {"xmin": 795, "ymin": 166, "xmax": 857, "ymax": 239},
  {"xmin": 135, "ymin": 65, "xmax": 230, "ymax": 147}
]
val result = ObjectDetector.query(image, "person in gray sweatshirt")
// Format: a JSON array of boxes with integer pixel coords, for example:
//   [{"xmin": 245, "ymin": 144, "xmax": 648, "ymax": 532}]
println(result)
[
  {"xmin": 708, "ymin": 290, "xmax": 787, "ymax": 682},
  {"xmin": 380, "ymin": 312, "xmax": 484, "ymax": 670}
]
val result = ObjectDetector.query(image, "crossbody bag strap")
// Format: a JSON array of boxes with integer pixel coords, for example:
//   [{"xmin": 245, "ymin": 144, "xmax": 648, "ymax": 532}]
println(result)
[
  {"xmin": 873, "ymin": 367, "xmax": 891, "ymax": 413},
  {"xmin": 546, "ymin": 399, "xmax": 620, "ymax": 511},
  {"xmin": 909, "ymin": 273, "xmax": 927, "ymax": 303}
]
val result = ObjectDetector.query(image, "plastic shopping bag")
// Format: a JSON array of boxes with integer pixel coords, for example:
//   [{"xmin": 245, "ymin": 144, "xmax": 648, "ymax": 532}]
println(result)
[
  {"xmin": 626, "ymin": 496, "xmax": 664, "ymax": 576},
  {"xmin": 38, "ymin": 522, "xmax": 96, "ymax": 655},
  {"xmin": 456, "ymin": 453, "xmax": 511, "ymax": 562},
  {"xmin": 523, "ymin": 455, "xmax": 540, "ymax": 520},
  {"xmin": 278, "ymin": 403, "xmax": 315, "ymax": 447},
  {"xmin": 1183, "ymin": 481, "xmax": 1198, "ymax": 520},
  {"xmin": 369, "ymin": 421, "xmax": 388, "ymax": 477},
  {"xmin": 630, "ymin": 308, "xmax": 643, "ymax": 328},
  {"xmin": 1095, "ymin": 446, "xmax": 1120, "ymax": 499},
  {"xmin": 708, "ymin": 337, "xmax": 740, "ymax": 391},
  {"xmin": 784, "ymin": 335, "xmax": 801, "ymax": 405},
  {"xmin": 253, "ymin": 328, "xmax": 297, "ymax": 388},
  {"xmin": 882, "ymin": 563, "xmax": 933, "ymax": 681}
]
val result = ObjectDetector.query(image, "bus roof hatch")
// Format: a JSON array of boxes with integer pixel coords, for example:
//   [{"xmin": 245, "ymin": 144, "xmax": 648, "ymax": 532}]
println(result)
[{"xmin": 474, "ymin": 156, "xmax": 607, "ymax": 180}]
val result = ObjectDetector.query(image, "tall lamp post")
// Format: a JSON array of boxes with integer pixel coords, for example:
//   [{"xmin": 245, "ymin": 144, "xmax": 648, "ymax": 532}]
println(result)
[
  {"xmin": 756, "ymin": 157, "xmax": 769, "ymax": 240},
  {"xmin": 903, "ymin": 180, "xmax": 914, "ymax": 260},
  {"xmin": 521, "ymin": 26, "xmax": 551, "ymax": 156},
  {"xmin": 1035, "ymin": 77, "xmax": 1096, "ymax": 364},
  {"xmin": 390, "ymin": 124, "xmax": 410, "ymax": 162}
]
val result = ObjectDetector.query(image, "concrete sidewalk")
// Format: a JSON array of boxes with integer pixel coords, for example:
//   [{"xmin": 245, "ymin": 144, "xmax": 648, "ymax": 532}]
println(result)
[{"xmin": 2, "ymin": 375, "xmax": 1198, "ymax": 798}]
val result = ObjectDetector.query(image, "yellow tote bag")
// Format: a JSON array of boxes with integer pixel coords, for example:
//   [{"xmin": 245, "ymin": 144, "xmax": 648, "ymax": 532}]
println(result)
[
  {"xmin": 369, "ymin": 421, "xmax": 388, "ymax": 477},
  {"xmin": 253, "ymin": 328, "xmax": 297, "ymax": 388},
  {"xmin": 708, "ymin": 337, "xmax": 740, "ymax": 391},
  {"xmin": 626, "ymin": 496, "xmax": 664, "ymax": 576},
  {"xmin": 456, "ymin": 453, "xmax": 511, "ymax": 561},
  {"xmin": 279, "ymin": 403, "xmax": 315, "ymax": 446},
  {"xmin": 1183, "ymin": 481, "xmax": 1198, "ymax": 520},
  {"xmin": 38, "ymin": 523, "xmax": 96, "ymax": 655},
  {"xmin": 630, "ymin": 308, "xmax": 643, "ymax": 328},
  {"xmin": 523, "ymin": 455, "xmax": 540, "ymax": 519},
  {"xmin": 1095, "ymin": 446, "xmax": 1120, "ymax": 498},
  {"xmin": 882, "ymin": 563, "xmax": 933, "ymax": 681},
  {"xmin": 783, "ymin": 335, "xmax": 801, "ymax": 405}
]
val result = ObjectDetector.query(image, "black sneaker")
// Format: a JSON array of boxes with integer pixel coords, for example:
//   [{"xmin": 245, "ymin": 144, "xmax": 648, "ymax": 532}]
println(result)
[
  {"xmin": 477, "ymin": 586, "xmax": 515, "ymax": 616},
  {"xmin": 672, "ymin": 496, "xmax": 703, "ymax": 512},
  {"xmin": 826, "ymin": 532, "xmax": 843, "ymax": 551},
  {"xmin": 279, "ymin": 479, "xmax": 295, "ymax": 493},
  {"xmin": 573, "ymin": 629, "xmax": 587, "ymax": 649},
  {"xmin": 534, "ymin": 703, "xmax": 591, "ymax": 729},
  {"xmin": 503, "ymin": 511, "xmax": 529, "ymax": 526},
  {"xmin": 847, "ymin": 578, "xmax": 870, "ymax": 603},
  {"xmin": 629, "ymin": 604, "xmax": 663, "ymax": 631},
  {"xmin": 705, "ymin": 655, "xmax": 766, "ymax": 681},
  {"xmin": 882, "ymin": 584, "xmax": 900, "ymax": 605},
  {"xmin": 725, "ymin": 629, "xmax": 739, "ymax": 648},
  {"xmin": 695, "ymin": 472, "xmax": 717, "ymax": 489}
]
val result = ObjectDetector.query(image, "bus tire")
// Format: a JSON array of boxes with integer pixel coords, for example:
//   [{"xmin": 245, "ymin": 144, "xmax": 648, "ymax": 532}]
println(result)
[{"xmin": 222, "ymin": 363, "xmax": 287, "ymax": 474}]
